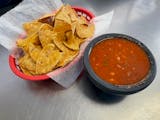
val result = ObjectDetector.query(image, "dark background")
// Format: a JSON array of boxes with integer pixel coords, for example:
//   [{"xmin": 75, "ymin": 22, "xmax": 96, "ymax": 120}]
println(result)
[{"xmin": 0, "ymin": 0, "xmax": 22, "ymax": 15}]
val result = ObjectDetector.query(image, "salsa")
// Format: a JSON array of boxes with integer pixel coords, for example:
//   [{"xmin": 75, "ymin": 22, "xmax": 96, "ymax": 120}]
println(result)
[{"xmin": 89, "ymin": 38, "xmax": 150, "ymax": 85}]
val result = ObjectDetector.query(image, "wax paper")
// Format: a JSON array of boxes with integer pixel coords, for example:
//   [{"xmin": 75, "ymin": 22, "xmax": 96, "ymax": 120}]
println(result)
[{"xmin": 0, "ymin": 0, "xmax": 114, "ymax": 88}]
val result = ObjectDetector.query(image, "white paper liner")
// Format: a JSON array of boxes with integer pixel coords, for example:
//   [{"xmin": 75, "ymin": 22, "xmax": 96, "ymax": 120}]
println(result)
[{"xmin": 0, "ymin": 0, "xmax": 114, "ymax": 88}]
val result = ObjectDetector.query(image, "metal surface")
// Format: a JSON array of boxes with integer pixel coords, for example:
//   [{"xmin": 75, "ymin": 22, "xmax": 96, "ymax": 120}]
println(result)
[{"xmin": 0, "ymin": 0, "xmax": 160, "ymax": 119}]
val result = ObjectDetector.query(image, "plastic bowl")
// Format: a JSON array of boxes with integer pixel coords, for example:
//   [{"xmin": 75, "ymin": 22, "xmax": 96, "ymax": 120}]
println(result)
[
  {"xmin": 9, "ymin": 6, "xmax": 95, "ymax": 81},
  {"xmin": 84, "ymin": 33, "xmax": 156, "ymax": 95}
]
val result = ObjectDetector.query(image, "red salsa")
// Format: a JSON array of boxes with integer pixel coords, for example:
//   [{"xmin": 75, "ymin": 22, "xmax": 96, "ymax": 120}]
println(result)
[{"xmin": 89, "ymin": 38, "xmax": 150, "ymax": 85}]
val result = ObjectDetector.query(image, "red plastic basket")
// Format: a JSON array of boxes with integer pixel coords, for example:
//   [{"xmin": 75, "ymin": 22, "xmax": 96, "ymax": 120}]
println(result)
[{"xmin": 9, "ymin": 6, "xmax": 95, "ymax": 81}]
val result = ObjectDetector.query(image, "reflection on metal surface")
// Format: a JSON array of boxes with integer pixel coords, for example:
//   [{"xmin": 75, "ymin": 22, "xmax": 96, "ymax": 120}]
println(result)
[
  {"xmin": 129, "ymin": 0, "xmax": 156, "ymax": 22},
  {"xmin": 0, "ymin": 0, "xmax": 160, "ymax": 119}
]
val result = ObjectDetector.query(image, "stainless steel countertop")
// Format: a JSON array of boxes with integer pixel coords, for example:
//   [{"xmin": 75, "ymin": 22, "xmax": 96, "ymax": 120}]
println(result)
[{"xmin": 1, "ymin": 0, "xmax": 160, "ymax": 119}]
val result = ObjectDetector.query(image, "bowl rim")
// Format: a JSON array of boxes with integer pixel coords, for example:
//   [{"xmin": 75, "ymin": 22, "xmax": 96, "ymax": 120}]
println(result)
[
  {"xmin": 9, "ymin": 6, "xmax": 95, "ymax": 81},
  {"xmin": 84, "ymin": 33, "xmax": 157, "ymax": 95}
]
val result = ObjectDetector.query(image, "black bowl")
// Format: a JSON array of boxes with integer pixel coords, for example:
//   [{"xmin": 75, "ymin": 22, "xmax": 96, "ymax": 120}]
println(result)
[{"xmin": 84, "ymin": 33, "xmax": 156, "ymax": 96}]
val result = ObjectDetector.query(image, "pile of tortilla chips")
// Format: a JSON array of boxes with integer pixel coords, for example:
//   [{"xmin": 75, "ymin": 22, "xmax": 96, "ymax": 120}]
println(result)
[{"xmin": 16, "ymin": 4, "xmax": 95, "ymax": 75}]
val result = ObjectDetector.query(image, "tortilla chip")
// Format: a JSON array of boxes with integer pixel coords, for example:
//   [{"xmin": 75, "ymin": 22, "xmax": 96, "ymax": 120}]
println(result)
[
  {"xmin": 20, "ymin": 66, "xmax": 32, "ymax": 76},
  {"xmin": 17, "ymin": 33, "xmax": 40, "ymax": 53},
  {"xmin": 55, "ymin": 5, "xmax": 71, "ymax": 24},
  {"xmin": 57, "ymin": 50, "xmax": 78, "ymax": 67},
  {"xmin": 38, "ymin": 13, "xmax": 55, "ymax": 26},
  {"xmin": 29, "ymin": 43, "xmax": 42, "ymax": 62},
  {"xmin": 65, "ymin": 4, "xmax": 78, "ymax": 22},
  {"xmin": 23, "ymin": 21, "xmax": 43, "ymax": 35},
  {"xmin": 27, "ymin": 32, "xmax": 40, "ymax": 45},
  {"xmin": 39, "ymin": 23, "xmax": 53, "ymax": 31},
  {"xmin": 53, "ymin": 32, "xmax": 69, "ymax": 52},
  {"xmin": 76, "ymin": 22, "xmax": 95, "ymax": 38},
  {"xmin": 18, "ymin": 54, "xmax": 36, "ymax": 75},
  {"xmin": 53, "ymin": 19, "xmax": 71, "ymax": 33},
  {"xmin": 78, "ymin": 16, "xmax": 88, "ymax": 25},
  {"xmin": 38, "ymin": 24, "xmax": 55, "ymax": 47},
  {"xmin": 71, "ymin": 16, "xmax": 87, "ymax": 35},
  {"xmin": 16, "ymin": 39, "xmax": 28, "ymax": 52},
  {"xmin": 36, "ymin": 44, "xmax": 62, "ymax": 74},
  {"xmin": 63, "ymin": 31, "xmax": 84, "ymax": 50},
  {"xmin": 71, "ymin": 21, "xmax": 77, "ymax": 34},
  {"xmin": 52, "ymin": 31, "xmax": 79, "ymax": 67},
  {"xmin": 39, "ymin": 30, "xmax": 56, "ymax": 47}
]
